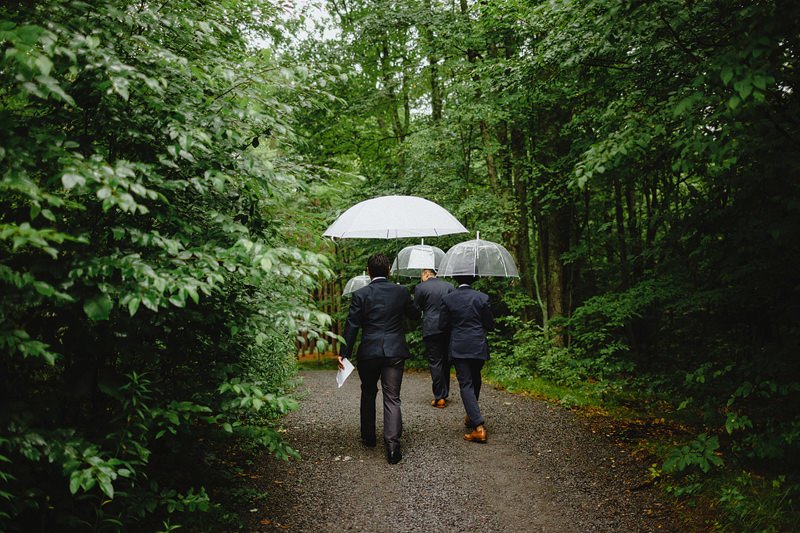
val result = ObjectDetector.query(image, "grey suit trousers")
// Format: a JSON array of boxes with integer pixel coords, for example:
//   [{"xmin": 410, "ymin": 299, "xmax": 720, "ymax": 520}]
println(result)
[{"xmin": 358, "ymin": 357, "xmax": 405, "ymax": 449}]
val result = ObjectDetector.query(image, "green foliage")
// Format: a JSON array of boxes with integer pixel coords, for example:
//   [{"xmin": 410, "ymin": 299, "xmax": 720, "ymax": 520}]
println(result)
[
  {"xmin": 716, "ymin": 473, "xmax": 799, "ymax": 533},
  {"xmin": 490, "ymin": 323, "xmax": 583, "ymax": 385},
  {"xmin": 663, "ymin": 433, "xmax": 724, "ymax": 475},
  {"xmin": 0, "ymin": 0, "xmax": 334, "ymax": 529}
]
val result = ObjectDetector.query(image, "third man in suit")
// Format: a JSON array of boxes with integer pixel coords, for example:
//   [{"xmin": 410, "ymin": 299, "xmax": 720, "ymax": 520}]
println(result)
[{"xmin": 439, "ymin": 275, "xmax": 495, "ymax": 443}]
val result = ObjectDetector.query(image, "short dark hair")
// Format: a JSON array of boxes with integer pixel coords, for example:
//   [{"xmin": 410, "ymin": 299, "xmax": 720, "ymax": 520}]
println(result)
[
  {"xmin": 367, "ymin": 253, "xmax": 391, "ymax": 278},
  {"xmin": 453, "ymin": 275, "xmax": 478, "ymax": 285}
]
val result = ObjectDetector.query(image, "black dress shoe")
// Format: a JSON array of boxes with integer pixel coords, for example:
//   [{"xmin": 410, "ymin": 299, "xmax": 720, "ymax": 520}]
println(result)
[
  {"xmin": 386, "ymin": 448, "xmax": 402, "ymax": 464},
  {"xmin": 361, "ymin": 436, "xmax": 376, "ymax": 447}
]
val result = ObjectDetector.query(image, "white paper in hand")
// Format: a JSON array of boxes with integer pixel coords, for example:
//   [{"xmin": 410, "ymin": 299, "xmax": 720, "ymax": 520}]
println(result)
[{"xmin": 336, "ymin": 358, "xmax": 355, "ymax": 388}]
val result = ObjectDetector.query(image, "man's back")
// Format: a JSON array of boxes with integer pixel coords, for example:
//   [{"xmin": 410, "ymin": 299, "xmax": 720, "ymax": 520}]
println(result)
[
  {"xmin": 414, "ymin": 277, "xmax": 454, "ymax": 337},
  {"xmin": 441, "ymin": 286, "xmax": 494, "ymax": 360},
  {"xmin": 343, "ymin": 279, "xmax": 418, "ymax": 360}
]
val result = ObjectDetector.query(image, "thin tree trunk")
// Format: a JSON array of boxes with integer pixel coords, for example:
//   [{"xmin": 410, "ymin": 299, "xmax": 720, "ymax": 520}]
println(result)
[
  {"xmin": 380, "ymin": 41, "xmax": 406, "ymax": 144},
  {"xmin": 481, "ymin": 122, "xmax": 498, "ymax": 187},
  {"xmin": 625, "ymin": 174, "xmax": 642, "ymax": 280},
  {"xmin": 496, "ymin": 121, "xmax": 512, "ymax": 188},
  {"xmin": 614, "ymin": 176, "xmax": 630, "ymax": 289},
  {"xmin": 510, "ymin": 125, "xmax": 534, "ymax": 320},
  {"xmin": 422, "ymin": 0, "xmax": 442, "ymax": 122},
  {"xmin": 545, "ymin": 210, "xmax": 568, "ymax": 346},
  {"xmin": 430, "ymin": 60, "xmax": 442, "ymax": 121}
]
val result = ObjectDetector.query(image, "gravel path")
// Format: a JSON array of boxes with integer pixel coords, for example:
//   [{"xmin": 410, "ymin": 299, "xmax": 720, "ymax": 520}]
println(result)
[{"xmin": 243, "ymin": 369, "xmax": 690, "ymax": 532}]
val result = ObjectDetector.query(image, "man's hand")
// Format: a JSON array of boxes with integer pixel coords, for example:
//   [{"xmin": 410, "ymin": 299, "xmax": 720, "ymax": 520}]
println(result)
[{"xmin": 337, "ymin": 356, "xmax": 345, "ymax": 370}]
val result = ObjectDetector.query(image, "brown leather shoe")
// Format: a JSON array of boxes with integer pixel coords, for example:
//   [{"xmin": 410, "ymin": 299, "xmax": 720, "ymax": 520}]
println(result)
[
  {"xmin": 431, "ymin": 398, "xmax": 446, "ymax": 408},
  {"xmin": 464, "ymin": 425, "xmax": 487, "ymax": 443},
  {"xmin": 464, "ymin": 416, "xmax": 472, "ymax": 428}
]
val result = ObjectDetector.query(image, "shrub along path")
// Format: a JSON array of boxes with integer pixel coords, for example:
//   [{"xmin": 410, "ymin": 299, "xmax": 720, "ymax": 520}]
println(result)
[{"xmin": 242, "ymin": 369, "xmax": 700, "ymax": 531}]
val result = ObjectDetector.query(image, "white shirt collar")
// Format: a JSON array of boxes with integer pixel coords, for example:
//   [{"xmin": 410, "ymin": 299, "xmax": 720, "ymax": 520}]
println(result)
[
  {"xmin": 458, "ymin": 284, "xmax": 471, "ymax": 288},
  {"xmin": 371, "ymin": 277, "xmax": 387, "ymax": 282}
]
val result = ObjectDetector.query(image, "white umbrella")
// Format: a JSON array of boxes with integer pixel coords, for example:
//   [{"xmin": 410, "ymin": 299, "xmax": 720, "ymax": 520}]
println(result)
[
  {"xmin": 438, "ymin": 233, "xmax": 519, "ymax": 278},
  {"xmin": 323, "ymin": 195, "xmax": 468, "ymax": 239},
  {"xmin": 342, "ymin": 274, "xmax": 371, "ymax": 297},
  {"xmin": 391, "ymin": 243, "xmax": 446, "ymax": 277}
]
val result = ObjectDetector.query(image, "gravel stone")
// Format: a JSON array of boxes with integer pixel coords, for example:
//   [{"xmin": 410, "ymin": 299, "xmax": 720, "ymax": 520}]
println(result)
[{"xmin": 243, "ymin": 369, "xmax": 692, "ymax": 532}]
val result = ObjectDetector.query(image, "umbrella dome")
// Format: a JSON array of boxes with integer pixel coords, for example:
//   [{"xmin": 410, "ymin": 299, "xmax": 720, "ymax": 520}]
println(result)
[
  {"xmin": 323, "ymin": 195, "xmax": 468, "ymax": 239},
  {"xmin": 342, "ymin": 274, "xmax": 371, "ymax": 297},
  {"xmin": 438, "ymin": 235, "xmax": 519, "ymax": 278},
  {"xmin": 391, "ymin": 244, "xmax": 446, "ymax": 277}
]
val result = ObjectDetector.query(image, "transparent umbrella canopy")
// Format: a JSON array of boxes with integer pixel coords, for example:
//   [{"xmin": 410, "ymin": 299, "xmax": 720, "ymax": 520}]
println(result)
[
  {"xmin": 438, "ymin": 233, "xmax": 519, "ymax": 278},
  {"xmin": 391, "ymin": 243, "xmax": 446, "ymax": 277},
  {"xmin": 342, "ymin": 274, "xmax": 371, "ymax": 297}
]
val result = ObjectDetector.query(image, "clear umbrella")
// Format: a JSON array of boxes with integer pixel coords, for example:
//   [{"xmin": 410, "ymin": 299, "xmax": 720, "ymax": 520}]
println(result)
[
  {"xmin": 438, "ymin": 232, "xmax": 519, "ymax": 278},
  {"xmin": 323, "ymin": 195, "xmax": 468, "ymax": 239},
  {"xmin": 391, "ymin": 242, "xmax": 446, "ymax": 277},
  {"xmin": 342, "ymin": 273, "xmax": 371, "ymax": 297}
]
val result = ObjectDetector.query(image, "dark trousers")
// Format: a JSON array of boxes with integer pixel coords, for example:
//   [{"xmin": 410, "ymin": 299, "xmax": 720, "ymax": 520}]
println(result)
[
  {"xmin": 453, "ymin": 358, "xmax": 485, "ymax": 427},
  {"xmin": 424, "ymin": 333, "xmax": 451, "ymax": 400},
  {"xmin": 357, "ymin": 357, "xmax": 405, "ymax": 449}
]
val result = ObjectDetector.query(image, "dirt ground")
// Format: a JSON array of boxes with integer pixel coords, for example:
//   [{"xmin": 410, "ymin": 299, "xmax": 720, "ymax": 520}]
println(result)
[{"xmin": 240, "ymin": 369, "xmax": 706, "ymax": 532}]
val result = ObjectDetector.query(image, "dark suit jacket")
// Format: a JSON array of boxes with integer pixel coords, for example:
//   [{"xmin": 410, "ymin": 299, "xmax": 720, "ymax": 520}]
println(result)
[
  {"xmin": 438, "ymin": 286, "xmax": 495, "ymax": 360},
  {"xmin": 413, "ymin": 277, "xmax": 454, "ymax": 338},
  {"xmin": 341, "ymin": 278, "xmax": 420, "ymax": 361}
]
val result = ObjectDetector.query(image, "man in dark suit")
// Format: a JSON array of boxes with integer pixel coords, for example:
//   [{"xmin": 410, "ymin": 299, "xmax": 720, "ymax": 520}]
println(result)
[
  {"xmin": 338, "ymin": 253, "xmax": 420, "ymax": 464},
  {"xmin": 414, "ymin": 268, "xmax": 454, "ymax": 408},
  {"xmin": 439, "ymin": 275, "xmax": 495, "ymax": 443}
]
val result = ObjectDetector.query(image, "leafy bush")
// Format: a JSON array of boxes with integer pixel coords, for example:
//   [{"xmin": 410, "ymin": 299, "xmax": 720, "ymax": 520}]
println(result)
[
  {"xmin": 663, "ymin": 433, "xmax": 724, "ymax": 475},
  {"xmin": 487, "ymin": 322, "xmax": 582, "ymax": 385},
  {"xmin": 0, "ymin": 0, "xmax": 333, "ymax": 529}
]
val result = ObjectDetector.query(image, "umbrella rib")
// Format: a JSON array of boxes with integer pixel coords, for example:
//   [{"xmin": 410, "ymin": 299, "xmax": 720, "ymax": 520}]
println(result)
[{"xmin": 498, "ymin": 246, "xmax": 508, "ymax": 276}]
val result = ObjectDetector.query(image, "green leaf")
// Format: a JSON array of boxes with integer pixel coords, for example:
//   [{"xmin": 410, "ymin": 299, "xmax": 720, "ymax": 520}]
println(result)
[
  {"xmin": 83, "ymin": 294, "xmax": 113, "ymax": 321},
  {"xmin": 673, "ymin": 95, "xmax": 695, "ymax": 116},
  {"xmin": 69, "ymin": 473, "xmax": 81, "ymax": 495},
  {"xmin": 35, "ymin": 54, "xmax": 53, "ymax": 76},
  {"xmin": 720, "ymin": 66, "xmax": 733, "ymax": 86},
  {"xmin": 98, "ymin": 476, "xmax": 114, "ymax": 499},
  {"xmin": 734, "ymin": 80, "xmax": 752, "ymax": 100},
  {"xmin": 62, "ymin": 173, "xmax": 86, "ymax": 190},
  {"xmin": 128, "ymin": 297, "xmax": 141, "ymax": 316},
  {"xmin": 186, "ymin": 285, "xmax": 199, "ymax": 304},
  {"xmin": 17, "ymin": 25, "xmax": 42, "ymax": 45}
]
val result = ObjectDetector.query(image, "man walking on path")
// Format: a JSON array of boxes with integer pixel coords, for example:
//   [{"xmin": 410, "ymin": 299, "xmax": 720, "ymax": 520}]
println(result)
[
  {"xmin": 439, "ymin": 275, "xmax": 495, "ymax": 443},
  {"xmin": 338, "ymin": 253, "xmax": 420, "ymax": 464},
  {"xmin": 413, "ymin": 268, "xmax": 454, "ymax": 408}
]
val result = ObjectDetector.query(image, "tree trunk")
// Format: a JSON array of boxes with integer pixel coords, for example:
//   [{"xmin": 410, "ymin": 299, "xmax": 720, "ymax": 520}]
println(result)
[
  {"xmin": 544, "ymin": 209, "xmax": 569, "ymax": 346},
  {"xmin": 430, "ymin": 59, "xmax": 442, "ymax": 121},
  {"xmin": 510, "ymin": 125, "xmax": 534, "ymax": 320},
  {"xmin": 625, "ymin": 174, "xmax": 642, "ymax": 280},
  {"xmin": 380, "ymin": 41, "xmax": 406, "ymax": 144},
  {"xmin": 496, "ymin": 121, "xmax": 512, "ymax": 188},
  {"xmin": 481, "ymin": 121, "xmax": 498, "ymax": 187},
  {"xmin": 614, "ymin": 176, "xmax": 630, "ymax": 289}
]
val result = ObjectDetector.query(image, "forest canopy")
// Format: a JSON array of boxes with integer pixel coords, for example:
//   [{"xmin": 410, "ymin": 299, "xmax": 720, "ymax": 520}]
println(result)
[{"xmin": 1, "ymin": 0, "xmax": 799, "ymax": 530}]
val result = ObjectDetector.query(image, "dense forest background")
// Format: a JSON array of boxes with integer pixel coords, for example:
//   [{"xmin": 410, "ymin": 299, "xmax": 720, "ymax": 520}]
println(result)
[{"xmin": 1, "ymin": 0, "xmax": 798, "ymax": 530}]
